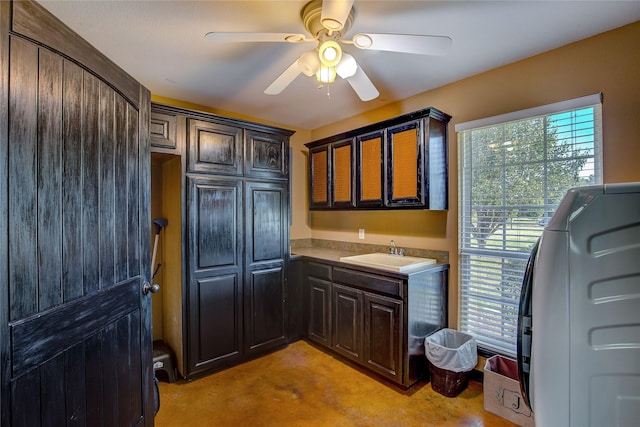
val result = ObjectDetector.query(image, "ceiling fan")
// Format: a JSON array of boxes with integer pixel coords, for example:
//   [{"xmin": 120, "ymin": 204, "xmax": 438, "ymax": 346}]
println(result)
[{"xmin": 205, "ymin": 0, "xmax": 452, "ymax": 101}]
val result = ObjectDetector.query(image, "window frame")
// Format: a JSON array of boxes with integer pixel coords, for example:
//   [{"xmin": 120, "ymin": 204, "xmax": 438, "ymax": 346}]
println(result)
[{"xmin": 456, "ymin": 94, "xmax": 603, "ymax": 356}]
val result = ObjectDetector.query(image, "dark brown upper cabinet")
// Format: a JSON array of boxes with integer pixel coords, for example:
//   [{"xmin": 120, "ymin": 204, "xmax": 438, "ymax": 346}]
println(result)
[
  {"xmin": 188, "ymin": 119, "xmax": 244, "ymax": 176},
  {"xmin": 386, "ymin": 120, "xmax": 423, "ymax": 208},
  {"xmin": 309, "ymin": 138, "xmax": 356, "ymax": 209},
  {"xmin": 246, "ymin": 129, "xmax": 289, "ymax": 179},
  {"xmin": 151, "ymin": 110, "xmax": 179, "ymax": 151},
  {"xmin": 331, "ymin": 138, "xmax": 356, "ymax": 209},
  {"xmin": 305, "ymin": 107, "xmax": 451, "ymax": 210},
  {"xmin": 356, "ymin": 130, "xmax": 385, "ymax": 208},
  {"xmin": 309, "ymin": 145, "xmax": 330, "ymax": 209}
]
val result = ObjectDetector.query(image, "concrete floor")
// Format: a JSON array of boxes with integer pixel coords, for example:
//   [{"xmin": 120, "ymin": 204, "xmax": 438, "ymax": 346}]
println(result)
[{"xmin": 155, "ymin": 340, "xmax": 517, "ymax": 427}]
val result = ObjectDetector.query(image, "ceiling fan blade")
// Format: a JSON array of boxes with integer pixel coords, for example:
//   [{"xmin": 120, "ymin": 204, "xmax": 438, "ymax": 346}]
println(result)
[
  {"xmin": 321, "ymin": 0, "xmax": 354, "ymax": 31},
  {"xmin": 345, "ymin": 66, "xmax": 379, "ymax": 101},
  {"xmin": 352, "ymin": 33, "xmax": 452, "ymax": 56},
  {"xmin": 205, "ymin": 32, "xmax": 310, "ymax": 43},
  {"xmin": 264, "ymin": 58, "xmax": 303, "ymax": 95}
]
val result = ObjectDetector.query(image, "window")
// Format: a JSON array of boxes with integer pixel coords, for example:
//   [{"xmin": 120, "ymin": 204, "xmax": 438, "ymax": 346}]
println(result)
[{"xmin": 456, "ymin": 94, "xmax": 602, "ymax": 356}]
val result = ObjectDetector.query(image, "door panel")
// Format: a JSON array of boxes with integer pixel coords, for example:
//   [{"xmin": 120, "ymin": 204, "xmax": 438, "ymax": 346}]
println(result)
[
  {"xmin": 307, "ymin": 277, "xmax": 332, "ymax": 348},
  {"xmin": 188, "ymin": 118, "xmax": 243, "ymax": 175},
  {"xmin": 187, "ymin": 177, "xmax": 243, "ymax": 375},
  {"xmin": 245, "ymin": 129, "xmax": 288, "ymax": 179},
  {"xmin": 247, "ymin": 181, "xmax": 285, "ymax": 262},
  {"xmin": 11, "ymin": 306, "xmax": 144, "ymax": 427},
  {"xmin": 246, "ymin": 266, "xmax": 286, "ymax": 353},
  {"xmin": 364, "ymin": 293, "xmax": 403, "ymax": 382},
  {"xmin": 196, "ymin": 275, "xmax": 241, "ymax": 365},
  {"xmin": 194, "ymin": 182, "xmax": 239, "ymax": 269},
  {"xmin": 245, "ymin": 181, "xmax": 288, "ymax": 354},
  {"xmin": 333, "ymin": 283, "xmax": 363, "ymax": 362},
  {"xmin": 1, "ymin": 1, "xmax": 152, "ymax": 424}
]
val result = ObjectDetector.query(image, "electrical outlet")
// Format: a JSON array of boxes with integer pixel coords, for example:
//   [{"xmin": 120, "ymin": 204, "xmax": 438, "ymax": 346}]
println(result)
[{"xmin": 358, "ymin": 228, "xmax": 365, "ymax": 240}]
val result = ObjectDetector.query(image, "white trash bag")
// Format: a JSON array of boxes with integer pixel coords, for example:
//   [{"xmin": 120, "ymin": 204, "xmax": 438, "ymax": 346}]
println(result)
[{"xmin": 425, "ymin": 328, "xmax": 478, "ymax": 373}]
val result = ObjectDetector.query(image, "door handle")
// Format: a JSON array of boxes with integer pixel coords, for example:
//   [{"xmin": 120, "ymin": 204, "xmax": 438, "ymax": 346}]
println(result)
[{"xmin": 143, "ymin": 281, "xmax": 160, "ymax": 295}]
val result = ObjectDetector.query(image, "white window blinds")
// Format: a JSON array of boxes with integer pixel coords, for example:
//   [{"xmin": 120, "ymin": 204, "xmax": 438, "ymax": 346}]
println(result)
[{"xmin": 457, "ymin": 94, "xmax": 602, "ymax": 355}]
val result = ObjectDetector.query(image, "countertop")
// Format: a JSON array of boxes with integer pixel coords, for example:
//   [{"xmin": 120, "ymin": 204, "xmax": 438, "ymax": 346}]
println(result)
[
  {"xmin": 290, "ymin": 247, "xmax": 360, "ymax": 263},
  {"xmin": 291, "ymin": 246, "xmax": 449, "ymax": 278}
]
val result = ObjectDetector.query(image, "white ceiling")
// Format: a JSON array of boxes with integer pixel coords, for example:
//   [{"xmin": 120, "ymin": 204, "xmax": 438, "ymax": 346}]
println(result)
[{"xmin": 39, "ymin": 1, "xmax": 640, "ymax": 130}]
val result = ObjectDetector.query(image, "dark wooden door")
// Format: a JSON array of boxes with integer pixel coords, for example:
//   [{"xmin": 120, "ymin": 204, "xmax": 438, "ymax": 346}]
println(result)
[
  {"xmin": 356, "ymin": 130, "xmax": 385, "ymax": 208},
  {"xmin": 307, "ymin": 277, "xmax": 332, "ymax": 349},
  {"xmin": 187, "ymin": 177, "xmax": 243, "ymax": 376},
  {"xmin": 332, "ymin": 284, "xmax": 363, "ymax": 362},
  {"xmin": 188, "ymin": 118, "xmax": 243, "ymax": 176},
  {"xmin": 330, "ymin": 139, "xmax": 355, "ymax": 209},
  {"xmin": 244, "ymin": 181, "xmax": 288, "ymax": 355},
  {"xmin": 308, "ymin": 145, "xmax": 331, "ymax": 209},
  {"xmin": 363, "ymin": 293, "xmax": 403, "ymax": 383},
  {"xmin": 386, "ymin": 120, "xmax": 424, "ymax": 208},
  {"xmin": 0, "ymin": 1, "xmax": 152, "ymax": 425}
]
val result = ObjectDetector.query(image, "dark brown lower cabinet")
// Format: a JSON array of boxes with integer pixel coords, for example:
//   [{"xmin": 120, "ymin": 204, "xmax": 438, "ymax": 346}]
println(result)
[
  {"xmin": 307, "ymin": 276, "xmax": 332, "ymax": 348},
  {"xmin": 333, "ymin": 284, "xmax": 363, "ymax": 363},
  {"xmin": 363, "ymin": 293, "xmax": 402, "ymax": 383},
  {"xmin": 304, "ymin": 260, "xmax": 448, "ymax": 388}
]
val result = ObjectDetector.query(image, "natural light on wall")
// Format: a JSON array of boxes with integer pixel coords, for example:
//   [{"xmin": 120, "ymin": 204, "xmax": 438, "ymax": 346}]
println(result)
[{"xmin": 456, "ymin": 94, "xmax": 603, "ymax": 356}]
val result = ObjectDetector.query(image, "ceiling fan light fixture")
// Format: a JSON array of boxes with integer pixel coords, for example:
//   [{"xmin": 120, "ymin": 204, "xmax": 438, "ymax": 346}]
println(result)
[
  {"xmin": 318, "ymin": 40, "xmax": 342, "ymax": 67},
  {"xmin": 352, "ymin": 33, "xmax": 373, "ymax": 49},
  {"xmin": 336, "ymin": 53, "xmax": 357, "ymax": 79},
  {"xmin": 298, "ymin": 50, "xmax": 320, "ymax": 76},
  {"xmin": 316, "ymin": 65, "xmax": 336, "ymax": 83}
]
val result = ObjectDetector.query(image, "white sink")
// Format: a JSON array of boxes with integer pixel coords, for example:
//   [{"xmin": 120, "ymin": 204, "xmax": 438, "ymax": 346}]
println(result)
[{"xmin": 339, "ymin": 252, "xmax": 436, "ymax": 273}]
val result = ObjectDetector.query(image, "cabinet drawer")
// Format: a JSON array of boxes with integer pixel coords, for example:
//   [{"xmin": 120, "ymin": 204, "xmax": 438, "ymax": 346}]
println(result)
[
  {"xmin": 306, "ymin": 262, "xmax": 332, "ymax": 281},
  {"xmin": 333, "ymin": 267, "xmax": 403, "ymax": 298}
]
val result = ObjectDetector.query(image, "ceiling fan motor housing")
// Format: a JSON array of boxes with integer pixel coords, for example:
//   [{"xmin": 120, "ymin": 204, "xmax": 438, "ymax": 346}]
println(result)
[{"xmin": 302, "ymin": 0, "xmax": 354, "ymax": 38}]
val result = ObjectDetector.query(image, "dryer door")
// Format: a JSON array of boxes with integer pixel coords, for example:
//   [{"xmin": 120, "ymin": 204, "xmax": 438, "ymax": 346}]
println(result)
[{"xmin": 517, "ymin": 237, "xmax": 539, "ymax": 409}]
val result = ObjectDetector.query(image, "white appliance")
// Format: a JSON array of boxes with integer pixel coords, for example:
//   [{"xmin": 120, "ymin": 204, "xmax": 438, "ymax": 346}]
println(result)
[{"xmin": 517, "ymin": 182, "xmax": 640, "ymax": 426}]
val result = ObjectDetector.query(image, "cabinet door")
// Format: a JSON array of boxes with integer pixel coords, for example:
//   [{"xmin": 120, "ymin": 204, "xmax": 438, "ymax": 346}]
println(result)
[
  {"xmin": 244, "ymin": 181, "xmax": 288, "ymax": 354},
  {"xmin": 386, "ymin": 120, "xmax": 425, "ymax": 207},
  {"xmin": 424, "ymin": 115, "xmax": 448, "ymax": 210},
  {"xmin": 331, "ymin": 139, "xmax": 355, "ymax": 208},
  {"xmin": 188, "ymin": 118, "xmax": 243, "ymax": 175},
  {"xmin": 150, "ymin": 110, "xmax": 178, "ymax": 150},
  {"xmin": 309, "ymin": 145, "xmax": 330, "ymax": 209},
  {"xmin": 363, "ymin": 293, "xmax": 403, "ymax": 383},
  {"xmin": 187, "ymin": 177, "xmax": 243, "ymax": 376},
  {"xmin": 307, "ymin": 276, "xmax": 332, "ymax": 348},
  {"xmin": 245, "ymin": 130, "xmax": 288, "ymax": 179},
  {"xmin": 332, "ymin": 284, "xmax": 363, "ymax": 363},
  {"xmin": 356, "ymin": 131, "xmax": 385, "ymax": 208}
]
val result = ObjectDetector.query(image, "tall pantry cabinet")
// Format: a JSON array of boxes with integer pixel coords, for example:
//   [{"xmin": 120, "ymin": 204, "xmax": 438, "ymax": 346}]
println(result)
[{"xmin": 150, "ymin": 103, "xmax": 294, "ymax": 379}]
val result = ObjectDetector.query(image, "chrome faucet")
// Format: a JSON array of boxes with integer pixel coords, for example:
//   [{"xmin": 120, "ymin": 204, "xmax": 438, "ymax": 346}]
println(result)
[{"xmin": 389, "ymin": 240, "xmax": 405, "ymax": 256}]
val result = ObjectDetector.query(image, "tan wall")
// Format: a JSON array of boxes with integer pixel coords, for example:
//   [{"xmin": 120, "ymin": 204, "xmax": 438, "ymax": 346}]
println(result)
[
  {"xmin": 304, "ymin": 21, "xmax": 640, "ymax": 328},
  {"xmin": 152, "ymin": 20, "xmax": 640, "ymax": 329}
]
